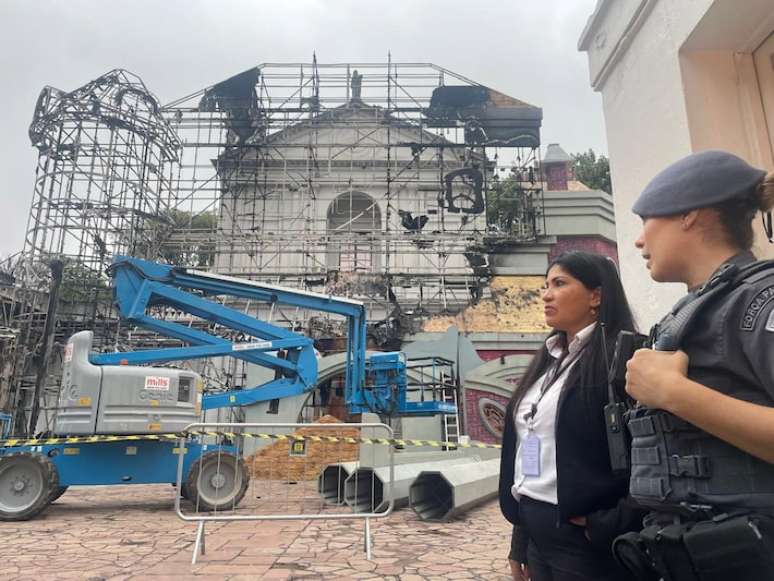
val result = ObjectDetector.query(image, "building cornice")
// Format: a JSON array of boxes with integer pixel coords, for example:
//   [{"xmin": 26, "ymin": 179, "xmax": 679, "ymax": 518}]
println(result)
[
  {"xmin": 578, "ymin": 0, "xmax": 658, "ymax": 91},
  {"xmin": 578, "ymin": 0, "xmax": 611, "ymax": 51}
]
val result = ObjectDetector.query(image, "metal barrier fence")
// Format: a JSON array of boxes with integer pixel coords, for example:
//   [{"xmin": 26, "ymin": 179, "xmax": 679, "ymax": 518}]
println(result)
[{"xmin": 174, "ymin": 421, "xmax": 394, "ymax": 564}]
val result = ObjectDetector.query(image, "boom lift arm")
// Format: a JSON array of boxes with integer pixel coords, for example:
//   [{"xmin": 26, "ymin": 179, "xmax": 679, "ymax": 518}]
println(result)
[
  {"xmin": 93, "ymin": 257, "xmax": 455, "ymax": 416},
  {"xmin": 94, "ymin": 256, "xmax": 366, "ymax": 410}
]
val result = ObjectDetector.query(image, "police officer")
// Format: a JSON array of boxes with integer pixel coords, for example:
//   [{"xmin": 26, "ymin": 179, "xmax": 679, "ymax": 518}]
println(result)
[{"xmin": 614, "ymin": 150, "xmax": 774, "ymax": 580}]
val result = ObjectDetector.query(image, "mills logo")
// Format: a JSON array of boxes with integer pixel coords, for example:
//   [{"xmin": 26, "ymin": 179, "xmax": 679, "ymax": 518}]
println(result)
[{"xmin": 144, "ymin": 376, "xmax": 171, "ymax": 391}]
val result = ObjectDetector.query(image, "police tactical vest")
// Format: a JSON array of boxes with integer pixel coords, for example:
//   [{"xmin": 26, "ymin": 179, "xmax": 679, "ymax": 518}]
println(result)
[{"xmin": 628, "ymin": 260, "xmax": 774, "ymax": 514}]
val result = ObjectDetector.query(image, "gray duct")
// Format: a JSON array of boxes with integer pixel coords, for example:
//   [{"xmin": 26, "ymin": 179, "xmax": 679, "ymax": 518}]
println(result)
[
  {"xmin": 344, "ymin": 457, "xmax": 482, "ymax": 513},
  {"xmin": 317, "ymin": 462, "xmax": 358, "ymax": 505},
  {"xmin": 409, "ymin": 458, "xmax": 499, "ymax": 521},
  {"xmin": 318, "ymin": 450, "xmax": 475, "ymax": 506},
  {"xmin": 360, "ymin": 448, "xmax": 469, "ymax": 468}
]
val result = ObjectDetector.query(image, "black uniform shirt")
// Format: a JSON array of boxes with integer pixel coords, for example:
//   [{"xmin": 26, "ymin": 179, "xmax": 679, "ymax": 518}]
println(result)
[
  {"xmin": 681, "ymin": 251, "xmax": 774, "ymax": 406},
  {"xmin": 628, "ymin": 251, "xmax": 774, "ymax": 513}
]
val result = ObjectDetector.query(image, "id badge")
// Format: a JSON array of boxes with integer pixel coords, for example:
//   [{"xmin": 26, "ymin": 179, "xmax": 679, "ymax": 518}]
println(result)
[{"xmin": 521, "ymin": 433, "xmax": 541, "ymax": 477}]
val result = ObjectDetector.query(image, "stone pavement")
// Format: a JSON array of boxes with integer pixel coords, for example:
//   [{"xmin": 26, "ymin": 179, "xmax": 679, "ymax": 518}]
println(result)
[{"xmin": 0, "ymin": 485, "xmax": 514, "ymax": 580}]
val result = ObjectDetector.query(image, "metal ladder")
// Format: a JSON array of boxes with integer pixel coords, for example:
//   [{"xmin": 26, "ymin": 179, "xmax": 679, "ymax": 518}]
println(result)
[{"xmin": 442, "ymin": 388, "xmax": 460, "ymax": 445}]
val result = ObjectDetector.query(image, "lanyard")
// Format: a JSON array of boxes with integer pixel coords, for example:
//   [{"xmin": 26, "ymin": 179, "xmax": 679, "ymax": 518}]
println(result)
[{"xmin": 523, "ymin": 347, "xmax": 584, "ymax": 428}]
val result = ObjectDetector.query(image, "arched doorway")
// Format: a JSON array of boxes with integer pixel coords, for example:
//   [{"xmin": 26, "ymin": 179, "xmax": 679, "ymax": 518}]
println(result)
[{"xmin": 326, "ymin": 191, "xmax": 381, "ymax": 271}]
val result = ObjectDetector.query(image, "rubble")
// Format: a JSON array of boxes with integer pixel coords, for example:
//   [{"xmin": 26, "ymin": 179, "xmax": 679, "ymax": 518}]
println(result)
[
  {"xmin": 247, "ymin": 415, "xmax": 360, "ymax": 481},
  {"xmin": 423, "ymin": 276, "xmax": 548, "ymax": 333}
]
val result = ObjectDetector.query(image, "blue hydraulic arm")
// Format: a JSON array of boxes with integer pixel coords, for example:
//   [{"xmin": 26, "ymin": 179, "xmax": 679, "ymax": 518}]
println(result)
[{"xmin": 92, "ymin": 257, "xmax": 367, "ymax": 410}]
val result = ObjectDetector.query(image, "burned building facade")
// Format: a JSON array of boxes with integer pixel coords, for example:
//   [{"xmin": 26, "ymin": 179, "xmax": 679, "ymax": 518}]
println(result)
[{"xmin": 202, "ymin": 64, "xmax": 544, "ymax": 351}]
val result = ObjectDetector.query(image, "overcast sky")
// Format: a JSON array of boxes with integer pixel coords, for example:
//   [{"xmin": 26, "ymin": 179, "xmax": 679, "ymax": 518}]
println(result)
[{"xmin": 0, "ymin": 0, "xmax": 605, "ymax": 255}]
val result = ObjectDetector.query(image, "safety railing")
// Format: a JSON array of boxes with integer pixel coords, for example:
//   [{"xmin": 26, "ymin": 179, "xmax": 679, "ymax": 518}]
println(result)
[{"xmin": 174, "ymin": 421, "xmax": 394, "ymax": 564}]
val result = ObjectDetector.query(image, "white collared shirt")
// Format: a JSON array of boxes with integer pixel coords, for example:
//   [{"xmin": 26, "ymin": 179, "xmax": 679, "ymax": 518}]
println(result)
[{"xmin": 511, "ymin": 322, "xmax": 596, "ymax": 505}]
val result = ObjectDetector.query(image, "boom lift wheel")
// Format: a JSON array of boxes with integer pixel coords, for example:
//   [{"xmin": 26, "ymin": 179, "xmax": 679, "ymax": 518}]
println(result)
[
  {"xmin": 0, "ymin": 452, "xmax": 59, "ymax": 521},
  {"xmin": 171, "ymin": 482, "xmax": 191, "ymax": 501},
  {"xmin": 185, "ymin": 451, "xmax": 249, "ymax": 511},
  {"xmin": 173, "ymin": 483, "xmax": 191, "ymax": 501},
  {"xmin": 48, "ymin": 486, "xmax": 68, "ymax": 503}
]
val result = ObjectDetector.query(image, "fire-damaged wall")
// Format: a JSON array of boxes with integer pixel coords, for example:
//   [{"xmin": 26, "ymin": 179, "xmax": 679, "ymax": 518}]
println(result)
[{"xmin": 422, "ymin": 276, "xmax": 549, "ymax": 334}]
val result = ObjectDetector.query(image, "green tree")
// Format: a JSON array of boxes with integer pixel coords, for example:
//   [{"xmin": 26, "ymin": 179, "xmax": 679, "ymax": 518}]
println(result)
[
  {"xmin": 571, "ymin": 149, "xmax": 612, "ymax": 194},
  {"xmin": 19, "ymin": 255, "xmax": 109, "ymax": 303},
  {"xmin": 486, "ymin": 175, "xmax": 538, "ymax": 236},
  {"xmin": 59, "ymin": 259, "xmax": 109, "ymax": 303},
  {"xmin": 156, "ymin": 209, "xmax": 218, "ymax": 268}
]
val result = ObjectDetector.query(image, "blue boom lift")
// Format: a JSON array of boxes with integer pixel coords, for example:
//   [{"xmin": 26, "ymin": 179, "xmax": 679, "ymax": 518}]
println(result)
[{"xmin": 0, "ymin": 257, "xmax": 456, "ymax": 520}]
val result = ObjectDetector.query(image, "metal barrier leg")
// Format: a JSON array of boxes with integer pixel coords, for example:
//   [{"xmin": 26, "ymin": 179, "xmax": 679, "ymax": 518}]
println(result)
[
  {"xmin": 192, "ymin": 521, "xmax": 206, "ymax": 565},
  {"xmin": 364, "ymin": 517, "xmax": 372, "ymax": 561}
]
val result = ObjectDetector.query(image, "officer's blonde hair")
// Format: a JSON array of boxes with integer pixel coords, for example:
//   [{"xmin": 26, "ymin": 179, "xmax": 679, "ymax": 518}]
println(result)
[
  {"xmin": 713, "ymin": 170, "xmax": 774, "ymax": 249},
  {"xmin": 758, "ymin": 171, "xmax": 774, "ymax": 212}
]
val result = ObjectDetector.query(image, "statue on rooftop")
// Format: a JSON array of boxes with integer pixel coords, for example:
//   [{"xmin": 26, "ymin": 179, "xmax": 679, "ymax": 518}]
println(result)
[{"xmin": 351, "ymin": 70, "xmax": 362, "ymax": 101}]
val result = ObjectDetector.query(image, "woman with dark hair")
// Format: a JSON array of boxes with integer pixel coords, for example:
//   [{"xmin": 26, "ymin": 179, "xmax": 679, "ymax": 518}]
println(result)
[{"xmin": 499, "ymin": 251, "xmax": 646, "ymax": 581}]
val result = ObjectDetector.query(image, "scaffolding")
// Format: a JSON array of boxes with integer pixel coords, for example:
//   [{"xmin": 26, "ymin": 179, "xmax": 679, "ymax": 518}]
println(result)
[{"xmin": 4, "ymin": 58, "xmax": 544, "ymax": 435}]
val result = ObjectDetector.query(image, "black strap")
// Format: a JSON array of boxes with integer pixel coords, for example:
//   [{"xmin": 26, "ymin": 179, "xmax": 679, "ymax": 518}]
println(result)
[
  {"xmin": 762, "ymin": 211, "xmax": 773, "ymax": 244},
  {"xmin": 523, "ymin": 347, "xmax": 583, "ymax": 423},
  {"xmin": 653, "ymin": 260, "xmax": 774, "ymax": 351},
  {"xmin": 730, "ymin": 259, "xmax": 774, "ymax": 285}
]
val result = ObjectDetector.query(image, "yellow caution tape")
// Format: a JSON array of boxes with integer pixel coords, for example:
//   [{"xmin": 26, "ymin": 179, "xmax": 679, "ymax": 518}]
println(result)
[
  {"xmin": 187, "ymin": 431, "xmax": 502, "ymax": 450},
  {"xmin": 0, "ymin": 433, "xmax": 180, "ymax": 448},
  {"xmin": 0, "ymin": 430, "xmax": 501, "ymax": 450}
]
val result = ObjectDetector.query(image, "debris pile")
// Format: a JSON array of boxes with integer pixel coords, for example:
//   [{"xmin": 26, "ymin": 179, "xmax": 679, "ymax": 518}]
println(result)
[
  {"xmin": 423, "ymin": 276, "xmax": 548, "ymax": 333},
  {"xmin": 247, "ymin": 415, "xmax": 360, "ymax": 481}
]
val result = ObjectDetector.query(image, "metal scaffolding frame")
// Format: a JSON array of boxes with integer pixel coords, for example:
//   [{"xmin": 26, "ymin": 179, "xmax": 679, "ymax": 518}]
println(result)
[{"xmin": 3, "ymin": 58, "xmax": 544, "ymax": 435}]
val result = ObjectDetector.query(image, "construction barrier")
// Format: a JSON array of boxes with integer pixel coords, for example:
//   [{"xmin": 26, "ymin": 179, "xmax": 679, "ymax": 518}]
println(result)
[{"xmin": 173, "ymin": 421, "xmax": 396, "ymax": 564}]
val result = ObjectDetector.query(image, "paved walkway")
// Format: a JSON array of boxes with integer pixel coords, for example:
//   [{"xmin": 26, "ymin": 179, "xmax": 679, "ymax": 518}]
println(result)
[{"xmin": 1, "ymin": 485, "xmax": 513, "ymax": 580}]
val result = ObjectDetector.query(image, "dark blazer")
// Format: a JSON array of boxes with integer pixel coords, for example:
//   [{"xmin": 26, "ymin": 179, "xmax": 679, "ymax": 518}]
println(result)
[{"xmin": 499, "ymin": 369, "xmax": 646, "ymax": 562}]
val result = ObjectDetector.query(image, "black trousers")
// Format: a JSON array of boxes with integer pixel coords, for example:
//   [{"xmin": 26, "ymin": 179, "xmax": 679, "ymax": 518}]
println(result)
[{"xmin": 519, "ymin": 496, "xmax": 627, "ymax": 581}]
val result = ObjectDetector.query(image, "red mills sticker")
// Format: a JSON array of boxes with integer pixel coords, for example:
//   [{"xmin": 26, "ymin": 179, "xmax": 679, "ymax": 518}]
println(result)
[{"xmin": 144, "ymin": 376, "xmax": 171, "ymax": 391}]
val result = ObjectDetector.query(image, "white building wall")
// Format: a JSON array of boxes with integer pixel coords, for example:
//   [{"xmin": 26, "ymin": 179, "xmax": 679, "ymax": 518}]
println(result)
[{"xmin": 579, "ymin": 0, "xmax": 774, "ymax": 327}]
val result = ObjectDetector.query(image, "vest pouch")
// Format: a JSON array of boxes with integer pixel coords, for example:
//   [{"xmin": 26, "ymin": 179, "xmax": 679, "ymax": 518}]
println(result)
[
  {"xmin": 628, "ymin": 410, "xmax": 673, "ymax": 506},
  {"xmin": 682, "ymin": 514, "xmax": 774, "ymax": 581},
  {"xmin": 628, "ymin": 408, "xmax": 774, "ymax": 511},
  {"xmin": 611, "ymin": 532, "xmax": 661, "ymax": 581},
  {"xmin": 640, "ymin": 523, "xmax": 700, "ymax": 581}
]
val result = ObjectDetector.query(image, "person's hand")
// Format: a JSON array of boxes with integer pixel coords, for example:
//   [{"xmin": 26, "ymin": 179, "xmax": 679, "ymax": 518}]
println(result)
[
  {"xmin": 509, "ymin": 559, "xmax": 529, "ymax": 581},
  {"xmin": 625, "ymin": 349, "xmax": 689, "ymax": 410},
  {"xmin": 569, "ymin": 516, "xmax": 591, "ymax": 541}
]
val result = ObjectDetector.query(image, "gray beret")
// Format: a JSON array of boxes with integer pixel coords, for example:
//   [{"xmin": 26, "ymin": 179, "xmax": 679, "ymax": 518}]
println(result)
[{"xmin": 632, "ymin": 150, "xmax": 766, "ymax": 217}]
